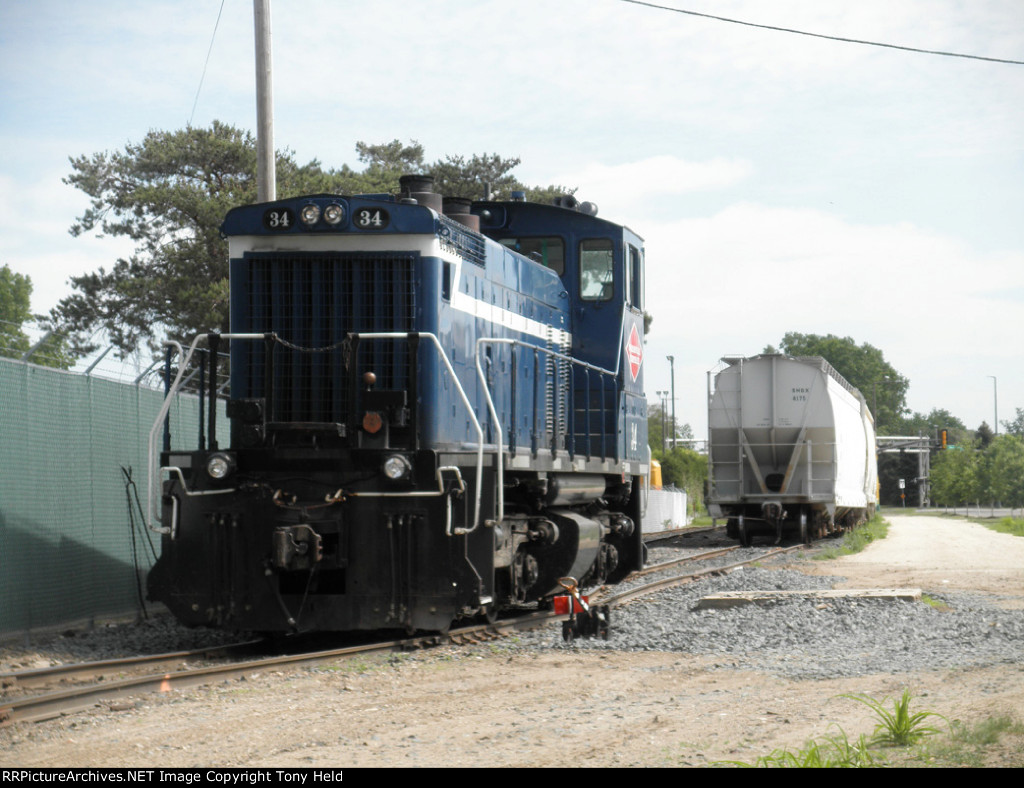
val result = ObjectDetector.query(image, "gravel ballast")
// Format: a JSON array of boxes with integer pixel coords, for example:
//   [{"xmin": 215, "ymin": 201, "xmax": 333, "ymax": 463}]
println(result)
[{"xmin": 518, "ymin": 564, "xmax": 1024, "ymax": 679}]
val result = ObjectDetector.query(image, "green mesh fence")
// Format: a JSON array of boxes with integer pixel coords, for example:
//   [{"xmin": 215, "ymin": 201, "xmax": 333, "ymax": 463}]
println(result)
[{"xmin": 0, "ymin": 358, "xmax": 224, "ymax": 637}]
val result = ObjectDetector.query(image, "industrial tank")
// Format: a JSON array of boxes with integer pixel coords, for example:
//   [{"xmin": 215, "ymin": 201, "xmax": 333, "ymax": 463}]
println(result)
[{"xmin": 707, "ymin": 354, "xmax": 878, "ymax": 544}]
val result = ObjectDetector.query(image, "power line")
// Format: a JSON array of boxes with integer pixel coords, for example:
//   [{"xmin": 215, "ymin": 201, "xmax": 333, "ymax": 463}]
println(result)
[
  {"xmin": 618, "ymin": 0, "xmax": 1024, "ymax": 66},
  {"xmin": 189, "ymin": 0, "xmax": 228, "ymax": 126}
]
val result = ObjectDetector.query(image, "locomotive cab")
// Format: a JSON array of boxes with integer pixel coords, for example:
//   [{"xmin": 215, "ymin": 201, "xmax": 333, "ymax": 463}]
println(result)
[{"xmin": 473, "ymin": 197, "xmax": 648, "ymax": 467}]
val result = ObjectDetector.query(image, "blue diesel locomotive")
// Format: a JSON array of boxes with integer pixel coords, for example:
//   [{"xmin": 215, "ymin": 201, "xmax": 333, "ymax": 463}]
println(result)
[{"xmin": 146, "ymin": 175, "xmax": 649, "ymax": 633}]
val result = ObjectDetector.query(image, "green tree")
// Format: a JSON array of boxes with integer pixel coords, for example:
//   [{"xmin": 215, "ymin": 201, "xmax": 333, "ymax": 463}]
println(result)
[
  {"xmin": 50, "ymin": 124, "xmax": 575, "ymax": 358},
  {"xmin": 900, "ymin": 408, "xmax": 969, "ymax": 446},
  {"xmin": 648, "ymin": 402, "xmax": 668, "ymax": 452},
  {"xmin": 0, "ymin": 264, "xmax": 72, "ymax": 369},
  {"xmin": 930, "ymin": 442, "xmax": 981, "ymax": 514},
  {"xmin": 52, "ymin": 122, "xmax": 295, "ymax": 355},
  {"xmin": 1002, "ymin": 407, "xmax": 1024, "ymax": 437},
  {"xmin": 0, "ymin": 264, "xmax": 33, "ymax": 358},
  {"xmin": 976, "ymin": 421, "xmax": 995, "ymax": 449},
  {"xmin": 350, "ymin": 139, "xmax": 427, "ymax": 193},
  {"xmin": 987, "ymin": 435, "xmax": 1024, "ymax": 516},
  {"xmin": 348, "ymin": 140, "xmax": 573, "ymax": 201},
  {"xmin": 654, "ymin": 445, "xmax": 707, "ymax": 517},
  {"xmin": 769, "ymin": 332, "xmax": 909, "ymax": 434},
  {"xmin": 647, "ymin": 403, "xmax": 694, "ymax": 453}
]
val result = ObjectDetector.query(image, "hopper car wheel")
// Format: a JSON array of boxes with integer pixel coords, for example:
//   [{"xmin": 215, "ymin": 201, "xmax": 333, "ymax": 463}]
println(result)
[{"xmin": 800, "ymin": 512, "xmax": 810, "ymax": 545}]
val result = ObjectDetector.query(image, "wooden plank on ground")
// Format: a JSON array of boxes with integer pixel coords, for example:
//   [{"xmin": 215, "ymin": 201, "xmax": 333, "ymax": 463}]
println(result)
[{"xmin": 694, "ymin": 588, "xmax": 922, "ymax": 610}]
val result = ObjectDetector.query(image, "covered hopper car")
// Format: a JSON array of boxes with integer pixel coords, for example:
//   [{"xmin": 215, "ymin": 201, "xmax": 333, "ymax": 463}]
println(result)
[
  {"xmin": 146, "ymin": 176, "xmax": 649, "ymax": 634},
  {"xmin": 707, "ymin": 354, "xmax": 878, "ymax": 545}
]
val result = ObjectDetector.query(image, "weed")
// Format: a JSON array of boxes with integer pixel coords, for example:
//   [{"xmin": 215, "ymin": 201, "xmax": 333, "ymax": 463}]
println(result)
[
  {"xmin": 957, "ymin": 715, "xmax": 1023, "ymax": 746},
  {"xmin": 985, "ymin": 517, "xmax": 1024, "ymax": 537},
  {"xmin": 814, "ymin": 514, "xmax": 889, "ymax": 560},
  {"xmin": 908, "ymin": 715, "xmax": 1024, "ymax": 767},
  {"xmin": 715, "ymin": 726, "xmax": 882, "ymax": 768},
  {"xmin": 920, "ymin": 594, "xmax": 950, "ymax": 611},
  {"xmin": 841, "ymin": 689, "xmax": 947, "ymax": 746},
  {"xmin": 719, "ymin": 698, "xmax": 1021, "ymax": 768}
]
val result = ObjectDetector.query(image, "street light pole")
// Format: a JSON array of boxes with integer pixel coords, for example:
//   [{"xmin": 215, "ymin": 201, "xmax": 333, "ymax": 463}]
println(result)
[
  {"xmin": 988, "ymin": 376, "xmax": 998, "ymax": 436},
  {"xmin": 667, "ymin": 355, "xmax": 676, "ymax": 451},
  {"xmin": 656, "ymin": 390, "xmax": 668, "ymax": 453}
]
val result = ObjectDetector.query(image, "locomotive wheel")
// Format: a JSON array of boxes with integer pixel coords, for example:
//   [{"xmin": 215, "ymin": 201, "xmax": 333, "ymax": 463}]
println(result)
[{"xmin": 800, "ymin": 513, "xmax": 810, "ymax": 545}]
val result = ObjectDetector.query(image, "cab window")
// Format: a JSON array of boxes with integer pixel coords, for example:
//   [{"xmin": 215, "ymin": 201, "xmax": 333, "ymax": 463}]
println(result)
[
  {"xmin": 498, "ymin": 236, "xmax": 565, "ymax": 275},
  {"xmin": 628, "ymin": 244, "xmax": 643, "ymax": 310},
  {"xmin": 579, "ymin": 239, "xmax": 614, "ymax": 301}
]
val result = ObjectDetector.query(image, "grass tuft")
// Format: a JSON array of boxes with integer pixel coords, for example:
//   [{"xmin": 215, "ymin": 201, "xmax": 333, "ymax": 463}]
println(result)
[
  {"xmin": 841, "ymin": 689, "xmax": 947, "ymax": 746},
  {"xmin": 716, "ymin": 694, "xmax": 1022, "ymax": 768},
  {"xmin": 920, "ymin": 594, "xmax": 950, "ymax": 611},
  {"xmin": 985, "ymin": 517, "xmax": 1024, "ymax": 537},
  {"xmin": 814, "ymin": 513, "xmax": 888, "ymax": 560},
  {"xmin": 715, "ymin": 726, "xmax": 882, "ymax": 768}
]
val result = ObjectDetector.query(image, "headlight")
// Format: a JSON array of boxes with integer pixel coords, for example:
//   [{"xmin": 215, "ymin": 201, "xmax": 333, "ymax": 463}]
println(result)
[
  {"xmin": 324, "ymin": 203, "xmax": 345, "ymax": 225},
  {"xmin": 383, "ymin": 454, "xmax": 412, "ymax": 481},
  {"xmin": 300, "ymin": 204, "xmax": 321, "ymax": 225},
  {"xmin": 206, "ymin": 452, "xmax": 236, "ymax": 480}
]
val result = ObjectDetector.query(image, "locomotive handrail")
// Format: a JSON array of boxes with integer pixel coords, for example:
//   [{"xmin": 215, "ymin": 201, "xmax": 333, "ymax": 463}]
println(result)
[
  {"xmin": 353, "ymin": 332, "xmax": 484, "ymax": 534},
  {"xmin": 475, "ymin": 337, "xmax": 619, "ymax": 524},
  {"xmin": 148, "ymin": 331, "xmax": 486, "ymax": 537},
  {"xmin": 147, "ymin": 334, "xmax": 266, "ymax": 534}
]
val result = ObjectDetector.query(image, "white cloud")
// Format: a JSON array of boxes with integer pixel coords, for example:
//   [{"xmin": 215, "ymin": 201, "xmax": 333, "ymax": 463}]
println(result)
[
  {"xmin": 0, "ymin": 171, "xmax": 136, "ymax": 315},
  {"xmin": 638, "ymin": 201, "xmax": 1024, "ymax": 437},
  {"xmin": 552, "ymin": 156, "xmax": 753, "ymax": 206}
]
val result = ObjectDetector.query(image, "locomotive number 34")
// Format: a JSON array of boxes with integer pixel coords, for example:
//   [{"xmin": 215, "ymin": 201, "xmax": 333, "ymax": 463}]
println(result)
[{"xmin": 355, "ymin": 208, "xmax": 390, "ymax": 230}]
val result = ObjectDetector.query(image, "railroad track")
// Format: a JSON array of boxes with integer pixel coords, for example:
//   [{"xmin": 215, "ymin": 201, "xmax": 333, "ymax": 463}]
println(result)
[
  {"xmin": 1, "ymin": 542, "xmax": 803, "ymax": 726},
  {"xmin": 0, "ymin": 640, "xmax": 264, "ymax": 694},
  {"xmin": 600, "ymin": 543, "xmax": 806, "ymax": 607}
]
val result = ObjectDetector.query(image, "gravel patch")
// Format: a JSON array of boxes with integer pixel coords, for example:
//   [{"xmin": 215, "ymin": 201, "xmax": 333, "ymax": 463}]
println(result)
[
  {"xmin": 0, "ymin": 616, "xmax": 246, "ymax": 672},
  {"xmin": 516, "ymin": 565, "xmax": 1024, "ymax": 679}
]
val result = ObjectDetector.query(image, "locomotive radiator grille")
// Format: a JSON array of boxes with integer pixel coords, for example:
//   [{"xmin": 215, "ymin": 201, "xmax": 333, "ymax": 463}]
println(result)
[{"xmin": 241, "ymin": 252, "xmax": 417, "ymax": 424}]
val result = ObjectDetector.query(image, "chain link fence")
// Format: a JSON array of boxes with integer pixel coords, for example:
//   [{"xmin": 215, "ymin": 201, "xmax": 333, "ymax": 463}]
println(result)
[{"xmin": 0, "ymin": 354, "xmax": 224, "ymax": 639}]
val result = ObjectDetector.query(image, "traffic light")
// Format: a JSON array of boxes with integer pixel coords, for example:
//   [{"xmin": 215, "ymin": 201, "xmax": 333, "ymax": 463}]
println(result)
[{"xmin": 939, "ymin": 429, "xmax": 948, "ymax": 449}]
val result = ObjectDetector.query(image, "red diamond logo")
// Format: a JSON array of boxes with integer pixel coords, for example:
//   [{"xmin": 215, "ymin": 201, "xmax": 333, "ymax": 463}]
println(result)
[{"xmin": 626, "ymin": 323, "xmax": 643, "ymax": 382}]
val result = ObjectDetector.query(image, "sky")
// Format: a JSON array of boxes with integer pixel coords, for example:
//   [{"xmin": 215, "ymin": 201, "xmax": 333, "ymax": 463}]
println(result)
[{"xmin": 1, "ymin": 0, "xmax": 1022, "ymax": 442}]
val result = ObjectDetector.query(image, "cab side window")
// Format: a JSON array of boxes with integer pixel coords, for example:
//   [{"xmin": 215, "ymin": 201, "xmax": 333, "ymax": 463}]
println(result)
[
  {"xmin": 499, "ymin": 236, "xmax": 565, "ymax": 275},
  {"xmin": 627, "ymin": 244, "xmax": 643, "ymax": 310},
  {"xmin": 580, "ymin": 239, "xmax": 614, "ymax": 301}
]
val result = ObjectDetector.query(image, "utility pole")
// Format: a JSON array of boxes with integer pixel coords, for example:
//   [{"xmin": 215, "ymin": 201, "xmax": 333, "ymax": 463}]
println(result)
[{"xmin": 254, "ymin": 0, "xmax": 276, "ymax": 202}]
